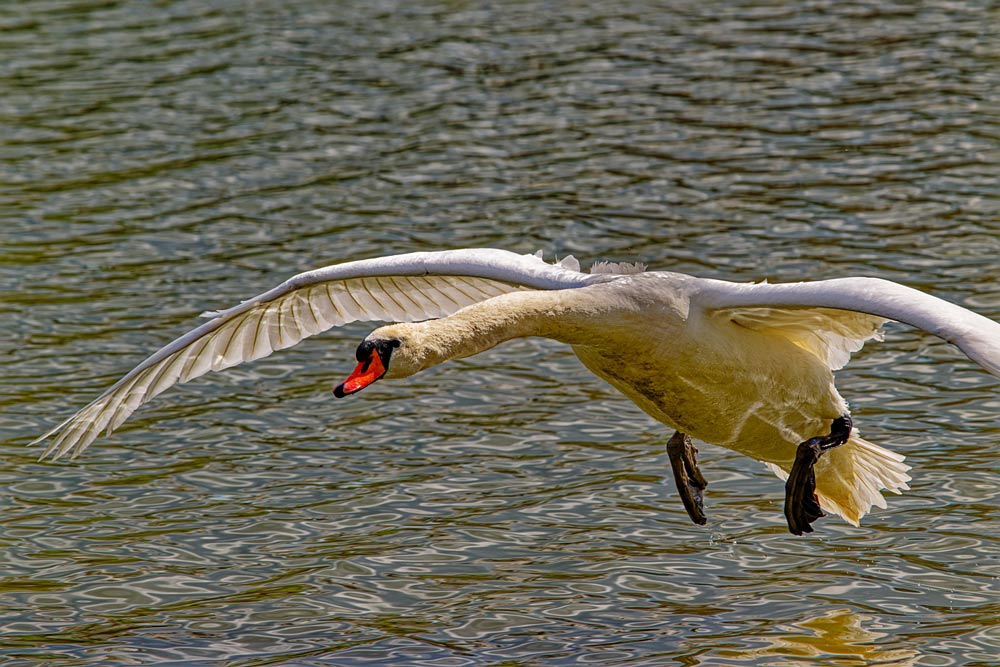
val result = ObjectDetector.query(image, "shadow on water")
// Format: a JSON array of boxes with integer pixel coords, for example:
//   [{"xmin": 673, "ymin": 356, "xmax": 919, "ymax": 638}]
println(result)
[{"xmin": 2, "ymin": 0, "xmax": 999, "ymax": 665}]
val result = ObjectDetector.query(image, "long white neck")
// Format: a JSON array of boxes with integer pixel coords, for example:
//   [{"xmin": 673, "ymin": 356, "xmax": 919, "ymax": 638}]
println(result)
[{"xmin": 379, "ymin": 289, "xmax": 602, "ymax": 378}]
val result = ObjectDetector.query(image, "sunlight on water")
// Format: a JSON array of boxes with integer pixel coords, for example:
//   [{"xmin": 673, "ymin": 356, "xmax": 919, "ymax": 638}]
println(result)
[
  {"xmin": 3, "ymin": 0, "xmax": 999, "ymax": 665},
  {"xmin": 710, "ymin": 609, "xmax": 920, "ymax": 666}
]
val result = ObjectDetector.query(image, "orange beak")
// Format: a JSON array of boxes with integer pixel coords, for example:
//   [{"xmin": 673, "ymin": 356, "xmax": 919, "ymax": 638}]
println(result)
[{"xmin": 333, "ymin": 351, "xmax": 387, "ymax": 398}]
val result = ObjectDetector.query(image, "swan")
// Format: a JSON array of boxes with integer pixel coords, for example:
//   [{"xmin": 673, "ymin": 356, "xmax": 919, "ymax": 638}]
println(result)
[{"xmin": 31, "ymin": 248, "xmax": 1000, "ymax": 534}]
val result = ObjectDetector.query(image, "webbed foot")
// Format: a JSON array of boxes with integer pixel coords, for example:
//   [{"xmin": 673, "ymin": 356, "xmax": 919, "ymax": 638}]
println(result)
[
  {"xmin": 666, "ymin": 431, "xmax": 708, "ymax": 525},
  {"xmin": 784, "ymin": 415, "xmax": 853, "ymax": 535}
]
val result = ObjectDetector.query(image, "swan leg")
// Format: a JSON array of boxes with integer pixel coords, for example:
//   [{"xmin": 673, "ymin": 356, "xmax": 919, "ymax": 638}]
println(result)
[
  {"xmin": 666, "ymin": 431, "xmax": 708, "ymax": 525},
  {"xmin": 784, "ymin": 415, "xmax": 853, "ymax": 535}
]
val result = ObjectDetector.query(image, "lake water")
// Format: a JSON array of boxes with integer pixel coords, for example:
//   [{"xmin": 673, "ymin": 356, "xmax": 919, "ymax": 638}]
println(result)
[{"xmin": 3, "ymin": 1, "xmax": 999, "ymax": 665}]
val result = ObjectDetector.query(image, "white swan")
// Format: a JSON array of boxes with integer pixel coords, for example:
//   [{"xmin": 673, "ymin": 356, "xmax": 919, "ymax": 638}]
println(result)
[{"xmin": 32, "ymin": 248, "xmax": 1000, "ymax": 533}]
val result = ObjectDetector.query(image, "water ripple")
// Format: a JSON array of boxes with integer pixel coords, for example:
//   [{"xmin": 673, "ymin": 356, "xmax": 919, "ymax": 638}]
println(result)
[{"xmin": 4, "ymin": 0, "xmax": 1000, "ymax": 665}]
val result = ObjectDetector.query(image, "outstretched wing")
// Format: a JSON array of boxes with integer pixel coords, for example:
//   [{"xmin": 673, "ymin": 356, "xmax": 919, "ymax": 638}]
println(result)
[
  {"xmin": 691, "ymin": 276, "xmax": 1000, "ymax": 376},
  {"xmin": 33, "ymin": 248, "xmax": 607, "ymax": 460}
]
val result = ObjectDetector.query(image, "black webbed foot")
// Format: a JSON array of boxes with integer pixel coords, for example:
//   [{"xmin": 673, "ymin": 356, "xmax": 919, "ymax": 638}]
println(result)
[
  {"xmin": 784, "ymin": 415, "xmax": 853, "ymax": 535},
  {"xmin": 666, "ymin": 431, "xmax": 708, "ymax": 525}
]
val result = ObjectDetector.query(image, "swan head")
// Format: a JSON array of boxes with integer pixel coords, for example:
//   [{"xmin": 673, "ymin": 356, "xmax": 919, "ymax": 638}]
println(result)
[{"xmin": 332, "ymin": 324, "xmax": 427, "ymax": 397}]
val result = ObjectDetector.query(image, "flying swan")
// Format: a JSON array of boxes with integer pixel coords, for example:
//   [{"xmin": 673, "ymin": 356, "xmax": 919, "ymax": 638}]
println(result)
[{"xmin": 31, "ymin": 249, "xmax": 1000, "ymax": 534}]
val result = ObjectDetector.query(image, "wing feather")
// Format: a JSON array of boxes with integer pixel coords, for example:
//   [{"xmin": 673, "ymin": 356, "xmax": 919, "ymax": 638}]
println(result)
[
  {"xmin": 417, "ymin": 279, "xmax": 464, "ymax": 313},
  {"xmin": 692, "ymin": 276, "xmax": 1000, "ymax": 377},
  {"xmin": 722, "ymin": 306, "xmax": 885, "ymax": 370},
  {"xmin": 35, "ymin": 249, "xmax": 603, "ymax": 460}
]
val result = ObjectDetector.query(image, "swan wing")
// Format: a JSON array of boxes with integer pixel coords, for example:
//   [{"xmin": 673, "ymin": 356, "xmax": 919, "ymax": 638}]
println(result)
[
  {"xmin": 34, "ymin": 248, "xmax": 605, "ymax": 460},
  {"xmin": 691, "ymin": 276, "xmax": 1000, "ymax": 376},
  {"xmin": 717, "ymin": 306, "xmax": 885, "ymax": 370}
]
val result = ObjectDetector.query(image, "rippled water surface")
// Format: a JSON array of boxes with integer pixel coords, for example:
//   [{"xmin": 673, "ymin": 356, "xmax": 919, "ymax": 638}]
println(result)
[{"xmin": 3, "ymin": 1, "xmax": 1000, "ymax": 665}]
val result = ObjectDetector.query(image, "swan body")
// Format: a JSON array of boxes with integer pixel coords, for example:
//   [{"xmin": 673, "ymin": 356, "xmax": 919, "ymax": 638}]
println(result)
[{"xmin": 32, "ymin": 249, "xmax": 1000, "ymax": 530}]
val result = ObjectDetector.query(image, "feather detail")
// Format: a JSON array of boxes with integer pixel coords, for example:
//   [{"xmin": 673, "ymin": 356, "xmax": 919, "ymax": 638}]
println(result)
[
  {"xmin": 590, "ymin": 260, "xmax": 647, "ymax": 275},
  {"xmin": 722, "ymin": 307, "xmax": 885, "ymax": 370},
  {"xmin": 765, "ymin": 432, "xmax": 911, "ymax": 526}
]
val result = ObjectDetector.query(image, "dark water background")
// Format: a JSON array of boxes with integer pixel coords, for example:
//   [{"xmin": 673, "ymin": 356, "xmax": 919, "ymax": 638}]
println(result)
[{"xmin": 3, "ymin": 1, "xmax": 999, "ymax": 665}]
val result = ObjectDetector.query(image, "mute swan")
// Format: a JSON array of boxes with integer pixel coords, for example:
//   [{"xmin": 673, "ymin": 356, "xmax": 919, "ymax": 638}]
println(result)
[{"xmin": 32, "ymin": 249, "xmax": 1000, "ymax": 534}]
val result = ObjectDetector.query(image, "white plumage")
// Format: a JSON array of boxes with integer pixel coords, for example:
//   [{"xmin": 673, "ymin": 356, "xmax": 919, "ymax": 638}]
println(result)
[{"xmin": 31, "ymin": 248, "xmax": 1000, "ymax": 528}]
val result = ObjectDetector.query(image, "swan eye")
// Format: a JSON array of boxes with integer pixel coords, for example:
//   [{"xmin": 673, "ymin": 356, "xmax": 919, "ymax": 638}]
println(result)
[
  {"xmin": 356, "ymin": 338, "xmax": 401, "ymax": 364},
  {"xmin": 376, "ymin": 339, "xmax": 401, "ymax": 366}
]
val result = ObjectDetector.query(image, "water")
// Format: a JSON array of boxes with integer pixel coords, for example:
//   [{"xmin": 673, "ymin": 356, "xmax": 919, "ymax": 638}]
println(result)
[{"xmin": 3, "ymin": 0, "xmax": 999, "ymax": 665}]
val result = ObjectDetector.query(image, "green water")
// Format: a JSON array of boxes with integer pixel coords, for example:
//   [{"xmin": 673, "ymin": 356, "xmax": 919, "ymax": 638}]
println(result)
[{"xmin": 3, "ymin": 1, "xmax": 999, "ymax": 665}]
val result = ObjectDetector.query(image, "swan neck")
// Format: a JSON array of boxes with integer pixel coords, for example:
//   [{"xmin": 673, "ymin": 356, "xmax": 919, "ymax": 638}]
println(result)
[{"xmin": 412, "ymin": 290, "xmax": 566, "ymax": 369}]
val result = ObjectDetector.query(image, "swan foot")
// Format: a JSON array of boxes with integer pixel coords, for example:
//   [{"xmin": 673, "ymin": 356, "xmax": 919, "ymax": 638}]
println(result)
[
  {"xmin": 784, "ymin": 415, "xmax": 853, "ymax": 535},
  {"xmin": 666, "ymin": 431, "xmax": 708, "ymax": 525}
]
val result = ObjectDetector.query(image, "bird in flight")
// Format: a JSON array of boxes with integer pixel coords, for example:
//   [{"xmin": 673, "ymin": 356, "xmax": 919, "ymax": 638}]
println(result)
[{"xmin": 32, "ymin": 249, "xmax": 1000, "ymax": 535}]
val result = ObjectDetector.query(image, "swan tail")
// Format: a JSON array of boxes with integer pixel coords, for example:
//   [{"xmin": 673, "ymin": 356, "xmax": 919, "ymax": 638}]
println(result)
[{"xmin": 765, "ymin": 432, "xmax": 911, "ymax": 527}]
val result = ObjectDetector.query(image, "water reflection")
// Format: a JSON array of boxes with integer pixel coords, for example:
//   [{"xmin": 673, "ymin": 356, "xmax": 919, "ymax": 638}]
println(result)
[
  {"xmin": 4, "ymin": 0, "xmax": 1000, "ymax": 665},
  {"xmin": 709, "ymin": 609, "xmax": 918, "ymax": 666}
]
